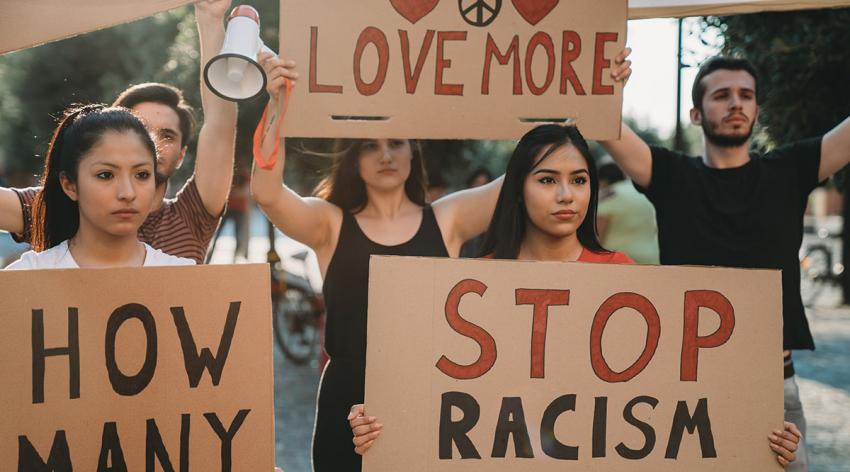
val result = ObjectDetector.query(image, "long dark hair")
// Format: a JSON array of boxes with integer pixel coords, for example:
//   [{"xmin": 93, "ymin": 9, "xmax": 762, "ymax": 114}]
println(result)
[
  {"xmin": 30, "ymin": 105, "xmax": 158, "ymax": 252},
  {"xmin": 479, "ymin": 124, "xmax": 608, "ymax": 259},
  {"xmin": 313, "ymin": 139, "xmax": 427, "ymax": 213}
]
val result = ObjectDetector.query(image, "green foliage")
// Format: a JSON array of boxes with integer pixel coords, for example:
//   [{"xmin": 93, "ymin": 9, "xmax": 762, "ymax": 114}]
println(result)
[
  {"xmin": 0, "ymin": 9, "xmax": 188, "ymax": 176},
  {"xmin": 0, "ymin": 1, "xmax": 281, "ymax": 185}
]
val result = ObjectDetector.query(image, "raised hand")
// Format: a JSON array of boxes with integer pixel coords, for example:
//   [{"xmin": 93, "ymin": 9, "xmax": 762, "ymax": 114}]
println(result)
[
  {"xmin": 611, "ymin": 47, "xmax": 632, "ymax": 84},
  {"xmin": 259, "ymin": 53, "xmax": 299, "ymax": 102}
]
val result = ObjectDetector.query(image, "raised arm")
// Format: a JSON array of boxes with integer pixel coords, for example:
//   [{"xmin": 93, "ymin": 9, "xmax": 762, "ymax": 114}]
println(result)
[
  {"xmin": 193, "ymin": 0, "xmax": 238, "ymax": 217},
  {"xmin": 599, "ymin": 123, "xmax": 653, "ymax": 188},
  {"xmin": 0, "ymin": 187, "xmax": 25, "ymax": 235},
  {"xmin": 432, "ymin": 176, "xmax": 504, "ymax": 256},
  {"xmin": 818, "ymin": 115, "xmax": 850, "ymax": 182},
  {"xmin": 250, "ymin": 55, "xmax": 340, "ymax": 253},
  {"xmin": 595, "ymin": 46, "xmax": 653, "ymax": 188}
]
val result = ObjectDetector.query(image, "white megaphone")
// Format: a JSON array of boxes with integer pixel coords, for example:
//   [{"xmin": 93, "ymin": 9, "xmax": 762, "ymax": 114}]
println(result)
[{"xmin": 204, "ymin": 5, "xmax": 275, "ymax": 101}]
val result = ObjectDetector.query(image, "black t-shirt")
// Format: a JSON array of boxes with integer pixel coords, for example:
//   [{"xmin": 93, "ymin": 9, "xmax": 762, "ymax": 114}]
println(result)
[{"xmin": 636, "ymin": 138, "xmax": 823, "ymax": 350}]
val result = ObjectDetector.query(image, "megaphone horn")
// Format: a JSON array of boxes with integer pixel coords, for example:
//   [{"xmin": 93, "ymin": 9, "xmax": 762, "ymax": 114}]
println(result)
[{"xmin": 204, "ymin": 5, "xmax": 275, "ymax": 102}]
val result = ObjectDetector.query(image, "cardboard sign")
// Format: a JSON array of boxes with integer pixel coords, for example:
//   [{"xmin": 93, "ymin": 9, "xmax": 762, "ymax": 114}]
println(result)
[
  {"xmin": 280, "ymin": 0, "xmax": 627, "ymax": 140},
  {"xmin": 0, "ymin": 264, "xmax": 274, "ymax": 471},
  {"xmin": 0, "ymin": 0, "xmax": 195, "ymax": 55},
  {"xmin": 628, "ymin": 0, "xmax": 850, "ymax": 19},
  {"xmin": 364, "ymin": 256, "xmax": 783, "ymax": 471}
]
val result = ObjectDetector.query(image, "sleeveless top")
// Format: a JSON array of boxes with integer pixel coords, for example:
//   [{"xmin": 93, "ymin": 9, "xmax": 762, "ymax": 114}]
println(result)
[{"xmin": 322, "ymin": 205, "xmax": 449, "ymax": 362}]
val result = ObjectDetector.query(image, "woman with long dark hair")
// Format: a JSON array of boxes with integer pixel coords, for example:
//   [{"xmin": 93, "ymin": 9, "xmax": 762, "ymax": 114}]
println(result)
[
  {"xmin": 478, "ymin": 124, "xmax": 631, "ymax": 262},
  {"xmin": 349, "ymin": 124, "xmax": 803, "ymax": 467},
  {"xmin": 5, "ymin": 105, "xmax": 193, "ymax": 269}
]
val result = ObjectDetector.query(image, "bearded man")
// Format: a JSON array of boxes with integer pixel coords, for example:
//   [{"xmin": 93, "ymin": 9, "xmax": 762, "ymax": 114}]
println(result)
[{"xmin": 600, "ymin": 56, "xmax": 850, "ymax": 472}]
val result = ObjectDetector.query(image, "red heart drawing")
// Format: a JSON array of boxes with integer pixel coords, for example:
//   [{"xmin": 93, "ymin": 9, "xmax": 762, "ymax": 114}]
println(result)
[
  {"xmin": 511, "ymin": 0, "xmax": 559, "ymax": 25},
  {"xmin": 390, "ymin": 0, "xmax": 440, "ymax": 24}
]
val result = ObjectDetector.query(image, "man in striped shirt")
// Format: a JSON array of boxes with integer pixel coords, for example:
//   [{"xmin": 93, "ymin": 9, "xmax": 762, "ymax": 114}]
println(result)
[{"xmin": 0, "ymin": 0, "xmax": 236, "ymax": 264}]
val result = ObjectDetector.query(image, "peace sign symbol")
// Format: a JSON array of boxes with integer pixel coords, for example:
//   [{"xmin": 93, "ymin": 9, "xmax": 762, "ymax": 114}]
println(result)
[{"xmin": 458, "ymin": 0, "xmax": 501, "ymax": 27}]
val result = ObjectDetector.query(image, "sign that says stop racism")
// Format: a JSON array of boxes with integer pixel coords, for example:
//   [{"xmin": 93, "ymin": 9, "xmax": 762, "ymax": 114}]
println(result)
[
  {"xmin": 364, "ymin": 256, "xmax": 784, "ymax": 472},
  {"xmin": 280, "ymin": 0, "xmax": 627, "ymax": 140}
]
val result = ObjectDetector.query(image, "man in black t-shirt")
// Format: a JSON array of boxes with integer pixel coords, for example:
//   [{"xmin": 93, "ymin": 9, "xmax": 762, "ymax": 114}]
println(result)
[{"xmin": 601, "ymin": 56, "xmax": 850, "ymax": 471}]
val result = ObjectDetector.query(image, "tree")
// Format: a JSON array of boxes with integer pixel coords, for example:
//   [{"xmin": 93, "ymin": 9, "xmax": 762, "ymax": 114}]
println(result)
[
  {"xmin": 0, "ymin": 9, "xmax": 188, "ymax": 177},
  {"xmin": 702, "ymin": 8, "xmax": 850, "ymax": 300},
  {"xmin": 0, "ymin": 1, "xmax": 279, "ymax": 186}
]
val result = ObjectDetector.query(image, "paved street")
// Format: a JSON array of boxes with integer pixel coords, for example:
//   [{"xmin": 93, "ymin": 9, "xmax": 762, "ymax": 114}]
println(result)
[
  {"xmin": 273, "ymin": 340, "xmax": 321, "ymax": 472},
  {"xmin": 795, "ymin": 303, "xmax": 850, "ymax": 472}
]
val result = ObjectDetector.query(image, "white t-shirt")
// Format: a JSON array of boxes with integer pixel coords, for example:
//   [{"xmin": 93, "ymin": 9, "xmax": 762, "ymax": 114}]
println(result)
[{"xmin": 5, "ymin": 240, "xmax": 195, "ymax": 269}]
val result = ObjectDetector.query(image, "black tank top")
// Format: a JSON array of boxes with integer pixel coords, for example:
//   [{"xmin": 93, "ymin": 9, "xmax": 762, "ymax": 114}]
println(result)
[{"xmin": 322, "ymin": 205, "xmax": 449, "ymax": 362}]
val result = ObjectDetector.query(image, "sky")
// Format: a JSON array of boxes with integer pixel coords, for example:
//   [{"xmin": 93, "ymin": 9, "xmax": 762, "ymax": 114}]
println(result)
[{"xmin": 623, "ymin": 18, "xmax": 722, "ymax": 137}]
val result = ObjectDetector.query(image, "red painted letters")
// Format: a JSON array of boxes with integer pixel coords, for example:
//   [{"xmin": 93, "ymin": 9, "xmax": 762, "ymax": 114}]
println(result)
[
  {"xmin": 591, "ymin": 32, "xmax": 617, "ymax": 95},
  {"xmin": 399, "ymin": 30, "xmax": 435, "ymax": 94},
  {"xmin": 481, "ymin": 34, "xmax": 522, "ymax": 95},
  {"xmin": 309, "ymin": 27, "xmax": 343, "ymax": 94},
  {"xmin": 590, "ymin": 293, "xmax": 661, "ymax": 383},
  {"xmin": 353, "ymin": 27, "xmax": 390, "ymax": 96},
  {"xmin": 515, "ymin": 289, "xmax": 570, "ymax": 378},
  {"xmin": 435, "ymin": 31, "xmax": 467, "ymax": 96},
  {"xmin": 680, "ymin": 291, "xmax": 735, "ymax": 381},
  {"xmin": 436, "ymin": 279, "xmax": 497, "ymax": 380}
]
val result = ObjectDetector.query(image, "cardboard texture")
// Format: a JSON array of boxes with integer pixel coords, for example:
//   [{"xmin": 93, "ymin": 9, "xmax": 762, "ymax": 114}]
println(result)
[
  {"xmin": 628, "ymin": 0, "xmax": 850, "ymax": 19},
  {"xmin": 280, "ymin": 0, "xmax": 627, "ymax": 140},
  {"xmin": 0, "ymin": 264, "xmax": 274, "ymax": 471},
  {"xmin": 0, "ymin": 0, "xmax": 195, "ymax": 55},
  {"xmin": 364, "ymin": 256, "xmax": 784, "ymax": 471}
]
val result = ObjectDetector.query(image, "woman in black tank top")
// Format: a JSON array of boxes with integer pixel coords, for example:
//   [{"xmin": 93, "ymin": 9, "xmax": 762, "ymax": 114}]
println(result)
[{"xmin": 254, "ymin": 135, "xmax": 504, "ymax": 472}]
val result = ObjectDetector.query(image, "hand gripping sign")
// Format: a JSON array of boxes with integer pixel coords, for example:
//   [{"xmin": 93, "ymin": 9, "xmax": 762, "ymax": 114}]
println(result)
[
  {"xmin": 0, "ymin": 265, "xmax": 274, "ymax": 471},
  {"xmin": 280, "ymin": 0, "xmax": 627, "ymax": 140},
  {"xmin": 364, "ymin": 256, "xmax": 784, "ymax": 472}
]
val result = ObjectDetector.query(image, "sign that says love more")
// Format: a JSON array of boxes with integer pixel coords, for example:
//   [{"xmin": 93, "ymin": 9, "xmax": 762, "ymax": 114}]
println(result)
[
  {"xmin": 281, "ymin": 0, "xmax": 626, "ymax": 140},
  {"xmin": 0, "ymin": 264, "xmax": 273, "ymax": 471},
  {"xmin": 364, "ymin": 256, "xmax": 784, "ymax": 471}
]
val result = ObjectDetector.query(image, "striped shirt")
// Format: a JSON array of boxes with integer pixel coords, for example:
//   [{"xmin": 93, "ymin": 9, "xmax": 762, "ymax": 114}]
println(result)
[{"xmin": 12, "ymin": 177, "xmax": 221, "ymax": 264}]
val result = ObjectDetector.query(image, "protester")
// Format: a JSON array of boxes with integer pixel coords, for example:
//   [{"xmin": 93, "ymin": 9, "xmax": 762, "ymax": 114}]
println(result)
[
  {"xmin": 478, "ymin": 125, "xmax": 632, "ymax": 262},
  {"xmin": 5, "ymin": 105, "xmax": 194, "ymax": 269},
  {"xmin": 599, "ymin": 56, "xmax": 850, "ymax": 470},
  {"xmin": 596, "ymin": 161, "xmax": 660, "ymax": 263},
  {"xmin": 0, "ymin": 0, "xmax": 237, "ymax": 264},
  {"xmin": 252, "ymin": 101, "xmax": 501, "ymax": 472},
  {"xmin": 347, "ymin": 124, "xmax": 803, "ymax": 467}
]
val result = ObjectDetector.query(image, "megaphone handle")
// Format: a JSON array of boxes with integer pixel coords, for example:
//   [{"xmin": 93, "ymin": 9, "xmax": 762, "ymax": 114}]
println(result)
[{"xmin": 253, "ymin": 78, "xmax": 293, "ymax": 171}]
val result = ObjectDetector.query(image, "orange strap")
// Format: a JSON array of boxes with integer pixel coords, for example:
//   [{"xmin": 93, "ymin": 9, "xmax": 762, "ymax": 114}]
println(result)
[{"xmin": 253, "ymin": 78, "xmax": 292, "ymax": 170}]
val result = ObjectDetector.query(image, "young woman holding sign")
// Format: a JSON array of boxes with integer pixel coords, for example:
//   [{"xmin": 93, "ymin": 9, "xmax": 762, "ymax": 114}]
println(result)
[
  {"xmin": 253, "ymin": 50, "xmax": 631, "ymax": 471},
  {"xmin": 5, "ymin": 105, "xmax": 194, "ymax": 269},
  {"xmin": 348, "ymin": 124, "xmax": 803, "ymax": 467}
]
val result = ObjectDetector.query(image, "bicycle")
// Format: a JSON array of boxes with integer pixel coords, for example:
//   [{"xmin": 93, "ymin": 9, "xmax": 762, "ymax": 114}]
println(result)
[
  {"xmin": 800, "ymin": 226, "xmax": 844, "ymax": 307},
  {"xmin": 267, "ymin": 223, "xmax": 326, "ymax": 366}
]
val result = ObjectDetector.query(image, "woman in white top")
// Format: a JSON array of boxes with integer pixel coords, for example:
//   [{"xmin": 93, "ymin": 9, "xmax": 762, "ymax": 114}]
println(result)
[{"xmin": 6, "ymin": 105, "xmax": 194, "ymax": 269}]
